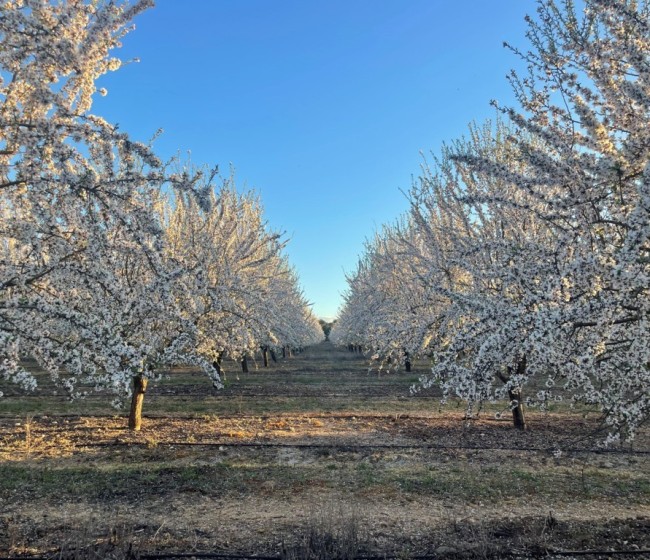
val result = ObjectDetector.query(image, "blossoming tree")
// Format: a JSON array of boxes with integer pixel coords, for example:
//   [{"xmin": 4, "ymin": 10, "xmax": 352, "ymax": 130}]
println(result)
[
  {"xmin": 454, "ymin": 0, "xmax": 650, "ymax": 442},
  {"xmin": 164, "ymin": 176, "xmax": 322, "ymax": 377},
  {"xmin": 0, "ymin": 0, "xmax": 324, "ymax": 432},
  {"xmin": 335, "ymin": 0, "xmax": 649, "ymax": 441}
]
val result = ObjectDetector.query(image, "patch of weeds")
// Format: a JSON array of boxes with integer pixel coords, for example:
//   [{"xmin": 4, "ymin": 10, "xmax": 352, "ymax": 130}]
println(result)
[
  {"xmin": 226, "ymin": 429, "xmax": 253, "ymax": 438},
  {"xmin": 1, "ymin": 511, "xmax": 142, "ymax": 559},
  {"xmin": 264, "ymin": 419, "xmax": 291, "ymax": 430},
  {"xmin": 578, "ymin": 468, "xmax": 650, "ymax": 499},
  {"xmin": 355, "ymin": 461, "xmax": 380, "ymax": 487},
  {"xmin": 281, "ymin": 503, "xmax": 365, "ymax": 560}
]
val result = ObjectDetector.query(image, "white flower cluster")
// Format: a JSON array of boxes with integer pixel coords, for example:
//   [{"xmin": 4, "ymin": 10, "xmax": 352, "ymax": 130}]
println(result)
[{"xmin": 332, "ymin": 0, "xmax": 649, "ymax": 442}]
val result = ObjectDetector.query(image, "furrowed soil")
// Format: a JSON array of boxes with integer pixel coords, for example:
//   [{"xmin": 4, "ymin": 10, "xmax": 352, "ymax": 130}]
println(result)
[{"xmin": 0, "ymin": 342, "xmax": 648, "ymax": 559}]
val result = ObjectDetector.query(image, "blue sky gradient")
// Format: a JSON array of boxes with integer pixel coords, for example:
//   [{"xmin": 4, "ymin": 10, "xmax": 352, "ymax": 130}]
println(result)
[{"xmin": 95, "ymin": 0, "xmax": 534, "ymax": 319}]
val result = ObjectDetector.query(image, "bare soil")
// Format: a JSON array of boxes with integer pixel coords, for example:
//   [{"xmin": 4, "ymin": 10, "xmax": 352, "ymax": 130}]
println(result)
[{"xmin": 0, "ymin": 342, "xmax": 648, "ymax": 559}]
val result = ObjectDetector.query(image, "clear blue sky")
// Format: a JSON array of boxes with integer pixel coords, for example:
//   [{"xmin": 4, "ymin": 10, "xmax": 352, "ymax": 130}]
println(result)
[{"xmin": 95, "ymin": 0, "xmax": 534, "ymax": 320}]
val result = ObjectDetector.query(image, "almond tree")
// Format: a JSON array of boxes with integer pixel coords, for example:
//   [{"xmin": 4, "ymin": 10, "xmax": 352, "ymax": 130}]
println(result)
[
  {"xmin": 418, "ymin": 0, "xmax": 650, "ymax": 440},
  {"xmin": 257, "ymin": 263, "xmax": 324, "ymax": 360},
  {"xmin": 166, "ymin": 182, "xmax": 279, "ymax": 369},
  {"xmin": 336, "ymin": 0, "xmax": 649, "ymax": 441},
  {"xmin": 453, "ymin": 0, "xmax": 650, "ymax": 442},
  {"xmin": 165, "ymin": 177, "xmax": 322, "ymax": 377},
  {"xmin": 408, "ymin": 120, "xmax": 556, "ymax": 430},
  {"xmin": 331, "ymin": 220, "xmax": 438, "ymax": 371},
  {"xmin": 0, "ymin": 0, "xmax": 210, "ymax": 422}
]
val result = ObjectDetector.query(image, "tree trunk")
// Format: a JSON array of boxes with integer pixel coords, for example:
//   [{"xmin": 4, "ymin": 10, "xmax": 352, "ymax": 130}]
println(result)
[
  {"xmin": 212, "ymin": 352, "xmax": 225, "ymax": 381},
  {"xmin": 128, "ymin": 374, "xmax": 148, "ymax": 431},
  {"xmin": 509, "ymin": 357, "xmax": 527, "ymax": 430},
  {"xmin": 241, "ymin": 355, "xmax": 249, "ymax": 373},
  {"xmin": 404, "ymin": 351, "xmax": 411, "ymax": 373},
  {"xmin": 262, "ymin": 346, "xmax": 269, "ymax": 367},
  {"xmin": 496, "ymin": 356, "xmax": 527, "ymax": 430},
  {"xmin": 270, "ymin": 349, "xmax": 277, "ymax": 363},
  {"xmin": 509, "ymin": 387, "xmax": 527, "ymax": 430},
  {"xmin": 212, "ymin": 353, "xmax": 223, "ymax": 376}
]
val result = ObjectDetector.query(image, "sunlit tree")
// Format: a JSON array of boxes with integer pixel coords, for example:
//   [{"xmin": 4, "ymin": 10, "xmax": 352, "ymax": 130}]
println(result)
[
  {"xmin": 453, "ymin": 0, "xmax": 650, "ymax": 441},
  {"xmin": 165, "ymin": 176, "xmax": 322, "ymax": 376},
  {"xmin": 0, "ymin": 0, "xmax": 211, "ymax": 426},
  {"xmin": 336, "ymin": 0, "xmax": 649, "ymax": 441}
]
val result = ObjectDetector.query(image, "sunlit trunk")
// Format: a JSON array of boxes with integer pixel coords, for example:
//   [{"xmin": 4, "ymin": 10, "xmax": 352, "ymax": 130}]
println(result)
[{"xmin": 128, "ymin": 374, "xmax": 148, "ymax": 431}]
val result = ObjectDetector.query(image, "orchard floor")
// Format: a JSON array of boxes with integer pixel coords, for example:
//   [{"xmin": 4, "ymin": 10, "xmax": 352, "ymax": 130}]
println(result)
[{"xmin": 0, "ymin": 342, "xmax": 648, "ymax": 559}]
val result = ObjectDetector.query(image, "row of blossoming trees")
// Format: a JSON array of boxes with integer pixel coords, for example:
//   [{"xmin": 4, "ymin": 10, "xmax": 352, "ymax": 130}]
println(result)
[
  {"xmin": 0, "ymin": 0, "xmax": 322, "ymax": 429},
  {"xmin": 332, "ymin": 0, "xmax": 649, "ymax": 443}
]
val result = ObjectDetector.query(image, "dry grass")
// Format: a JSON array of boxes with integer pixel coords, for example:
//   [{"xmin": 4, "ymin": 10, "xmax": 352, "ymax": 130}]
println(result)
[{"xmin": 0, "ymin": 343, "xmax": 648, "ymax": 558}]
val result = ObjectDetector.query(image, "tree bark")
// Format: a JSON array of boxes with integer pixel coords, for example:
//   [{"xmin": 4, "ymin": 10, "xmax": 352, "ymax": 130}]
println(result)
[
  {"xmin": 128, "ymin": 374, "xmax": 148, "ymax": 431},
  {"xmin": 212, "ymin": 352, "xmax": 223, "ymax": 376},
  {"xmin": 404, "ymin": 351, "xmax": 411, "ymax": 373},
  {"xmin": 509, "ymin": 386, "xmax": 527, "ymax": 430},
  {"xmin": 212, "ymin": 352, "xmax": 225, "ymax": 381},
  {"xmin": 496, "ymin": 356, "xmax": 528, "ymax": 430},
  {"xmin": 241, "ymin": 355, "xmax": 249, "ymax": 373},
  {"xmin": 261, "ymin": 346, "xmax": 269, "ymax": 367}
]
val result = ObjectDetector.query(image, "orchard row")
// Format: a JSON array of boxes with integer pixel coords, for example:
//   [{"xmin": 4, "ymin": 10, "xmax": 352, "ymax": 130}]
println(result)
[
  {"xmin": 332, "ymin": 0, "xmax": 650, "ymax": 443},
  {"xmin": 0, "ymin": 1, "xmax": 323, "ymax": 428}
]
